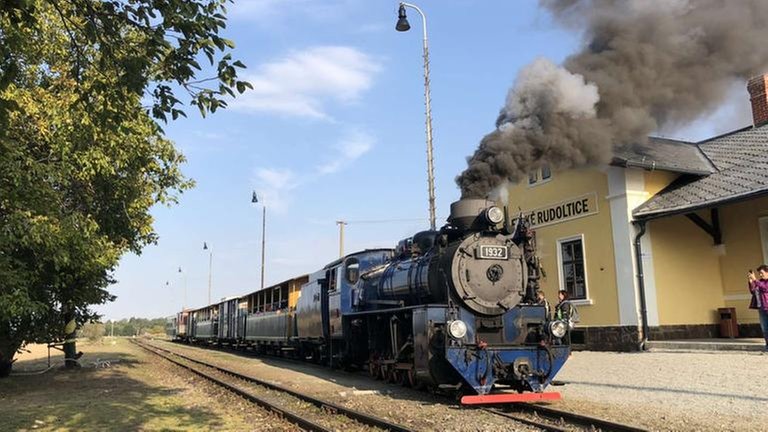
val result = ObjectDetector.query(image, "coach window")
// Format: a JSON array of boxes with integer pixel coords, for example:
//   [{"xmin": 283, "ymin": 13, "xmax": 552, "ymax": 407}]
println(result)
[
  {"xmin": 556, "ymin": 234, "xmax": 588, "ymax": 301},
  {"xmin": 328, "ymin": 267, "xmax": 338, "ymax": 292},
  {"xmin": 345, "ymin": 258, "xmax": 360, "ymax": 284}
]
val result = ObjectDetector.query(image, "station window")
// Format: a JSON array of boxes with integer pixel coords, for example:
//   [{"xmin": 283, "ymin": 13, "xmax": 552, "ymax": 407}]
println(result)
[
  {"xmin": 528, "ymin": 171, "xmax": 538, "ymax": 185},
  {"xmin": 528, "ymin": 165, "xmax": 553, "ymax": 186},
  {"xmin": 541, "ymin": 164, "xmax": 552, "ymax": 180},
  {"xmin": 557, "ymin": 235, "xmax": 587, "ymax": 300}
]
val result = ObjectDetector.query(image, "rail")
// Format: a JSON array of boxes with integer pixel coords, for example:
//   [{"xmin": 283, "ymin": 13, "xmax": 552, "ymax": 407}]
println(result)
[
  {"xmin": 484, "ymin": 404, "xmax": 648, "ymax": 432},
  {"xmin": 133, "ymin": 339, "xmax": 412, "ymax": 432}
]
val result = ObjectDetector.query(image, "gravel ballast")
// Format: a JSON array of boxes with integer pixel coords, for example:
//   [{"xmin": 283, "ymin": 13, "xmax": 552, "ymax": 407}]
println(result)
[
  {"xmin": 555, "ymin": 350, "xmax": 768, "ymax": 431},
  {"xmin": 153, "ymin": 340, "xmax": 768, "ymax": 431}
]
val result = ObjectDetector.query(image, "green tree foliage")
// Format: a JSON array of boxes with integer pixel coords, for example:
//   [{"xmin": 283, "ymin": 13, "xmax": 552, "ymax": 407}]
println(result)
[
  {"xmin": 103, "ymin": 317, "xmax": 167, "ymax": 336},
  {"xmin": 0, "ymin": 0, "xmax": 250, "ymax": 376}
]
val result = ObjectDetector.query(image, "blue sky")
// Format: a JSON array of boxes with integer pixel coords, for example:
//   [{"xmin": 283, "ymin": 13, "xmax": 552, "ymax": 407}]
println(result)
[{"xmin": 98, "ymin": 0, "xmax": 753, "ymax": 320}]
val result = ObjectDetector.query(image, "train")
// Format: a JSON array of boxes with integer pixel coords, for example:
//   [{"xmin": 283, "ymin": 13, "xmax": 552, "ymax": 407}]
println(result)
[{"xmin": 166, "ymin": 198, "xmax": 572, "ymax": 404}]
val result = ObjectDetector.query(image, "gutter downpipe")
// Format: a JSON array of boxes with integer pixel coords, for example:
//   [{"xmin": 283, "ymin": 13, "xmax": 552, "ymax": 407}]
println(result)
[{"xmin": 633, "ymin": 220, "xmax": 650, "ymax": 350}]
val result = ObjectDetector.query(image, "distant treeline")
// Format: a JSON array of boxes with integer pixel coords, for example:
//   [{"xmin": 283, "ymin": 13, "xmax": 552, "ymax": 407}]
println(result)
[{"xmin": 85, "ymin": 318, "xmax": 167, "ymax": 338}]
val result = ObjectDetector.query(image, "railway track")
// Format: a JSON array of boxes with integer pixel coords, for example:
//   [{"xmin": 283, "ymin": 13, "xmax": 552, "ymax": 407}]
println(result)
[
  {"xmin": 483, "ymin": 404, "xmax": 648, "ymax": 432},
  {"xmin": 132, "ymin": 339, "xmax": 412, "ymax": 432},
  {"xmin": 151, "ymin": 339, "xmax": 647, "ymax": 431}
]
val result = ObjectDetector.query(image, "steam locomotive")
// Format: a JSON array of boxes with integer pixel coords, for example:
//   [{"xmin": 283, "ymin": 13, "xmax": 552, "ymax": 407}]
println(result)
[{"xmin": 167, "ymin": 199, "xmax": 571, "ymax": 404}]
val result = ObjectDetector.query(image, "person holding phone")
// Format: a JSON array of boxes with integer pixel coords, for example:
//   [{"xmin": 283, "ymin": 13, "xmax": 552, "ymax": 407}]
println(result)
[{"xmin": 748, "ymin": 265, "xmax": 768, "ymax": 352}]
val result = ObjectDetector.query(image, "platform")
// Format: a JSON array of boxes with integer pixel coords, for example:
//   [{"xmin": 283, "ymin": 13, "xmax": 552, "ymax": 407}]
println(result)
[{"xmin": 645, "ymin": 337, "xmax": 766, "ymax": 352}]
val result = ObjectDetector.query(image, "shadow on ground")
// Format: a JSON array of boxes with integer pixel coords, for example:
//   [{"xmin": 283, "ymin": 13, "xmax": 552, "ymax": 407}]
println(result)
[{"xmin": 0, "ymin": 344, "xmax": 228, "ymax": 431}]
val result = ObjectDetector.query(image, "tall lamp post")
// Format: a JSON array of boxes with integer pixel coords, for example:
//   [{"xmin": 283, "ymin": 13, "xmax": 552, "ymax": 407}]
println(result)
[
  {"xmin": 396, "ymin": 2, "xmax": 436, "ymax": 231},
  {"xmin": 252, "ymin": 191, "xmax": 266, "ymax": 289},
  {"xmin": 178, "ymin": 266, "xmax": 187, "ymax": 309},
  {"xmin": 203, "ymin": 242, "xmax": 213, "ymax": 304}
]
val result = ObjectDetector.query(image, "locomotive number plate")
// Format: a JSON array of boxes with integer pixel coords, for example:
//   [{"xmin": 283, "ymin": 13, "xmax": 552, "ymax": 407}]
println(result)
[{"xmin": 478, "ymin": 245, "xmax": 508, "ymax": 260}]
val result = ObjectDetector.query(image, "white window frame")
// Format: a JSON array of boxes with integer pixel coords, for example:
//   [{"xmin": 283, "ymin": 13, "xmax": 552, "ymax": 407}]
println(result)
[
  {"xmin": 526, "ymin": 166, "xmax": 553, "ymax": 188},
  {"xmin": 556, "ymin": 234, "xmax": 593, "ymax": 305},
  {"xmin": 759, "ymin": 217, "xmax": 768, "ymax": 263}
]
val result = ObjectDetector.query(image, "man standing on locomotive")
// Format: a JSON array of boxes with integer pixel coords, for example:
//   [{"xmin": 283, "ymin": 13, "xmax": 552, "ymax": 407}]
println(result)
[{"xmin": 747, "ymin": 265, "xmax": 768, "ymax": 352}]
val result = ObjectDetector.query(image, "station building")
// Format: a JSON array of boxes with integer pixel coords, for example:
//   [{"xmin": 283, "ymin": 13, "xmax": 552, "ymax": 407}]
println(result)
[{"xmin": 508, "ymin": 75, "xmax": 768, "ymax": 350}]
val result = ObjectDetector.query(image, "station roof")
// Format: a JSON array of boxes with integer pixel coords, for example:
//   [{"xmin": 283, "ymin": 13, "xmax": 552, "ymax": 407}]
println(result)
[
  {"xmin": 632, "ymin": 123, "xmax": 768, "ymax": 219},
  {"xmin": 613, "ymin": 136, "xmax": 716, "ymax": 176}
]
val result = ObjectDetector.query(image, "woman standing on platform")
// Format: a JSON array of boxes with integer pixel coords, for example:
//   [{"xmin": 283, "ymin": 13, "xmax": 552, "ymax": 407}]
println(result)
[{"xmin": 747, "ymin": 265, "xmax": 768, "ymax": 351}]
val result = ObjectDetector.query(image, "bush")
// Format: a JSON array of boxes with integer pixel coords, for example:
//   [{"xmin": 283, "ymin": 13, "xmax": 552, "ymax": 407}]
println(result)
[{"xmin": 80, "ymin": 323, "xmax": 106, "ymax": 343}]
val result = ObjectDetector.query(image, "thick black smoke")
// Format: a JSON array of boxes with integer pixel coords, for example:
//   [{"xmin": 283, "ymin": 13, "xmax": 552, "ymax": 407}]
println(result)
[{"xmin": 457, "ymin": 0, "xmax": 768, "ymax": 198}]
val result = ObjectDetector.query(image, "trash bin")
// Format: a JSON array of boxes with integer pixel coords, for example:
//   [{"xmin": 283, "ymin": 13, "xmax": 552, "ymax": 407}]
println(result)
[{"xmin": 718, "ymin": 307, "xmax": 738, "ymax": 338}]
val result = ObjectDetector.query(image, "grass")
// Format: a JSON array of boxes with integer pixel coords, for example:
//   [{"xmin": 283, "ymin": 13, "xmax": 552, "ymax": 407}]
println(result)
[{"xmin": 0, "ymin": 338, "xmax": 273, "ymax": 431}]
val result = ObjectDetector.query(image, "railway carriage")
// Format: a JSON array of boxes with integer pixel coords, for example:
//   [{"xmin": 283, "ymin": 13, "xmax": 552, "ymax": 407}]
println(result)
[{"xmin": 240, "ymin": 276, "xmax": 307, "ymax": 352}]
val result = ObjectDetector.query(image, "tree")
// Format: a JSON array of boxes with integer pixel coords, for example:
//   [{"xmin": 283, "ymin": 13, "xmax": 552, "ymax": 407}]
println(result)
[{"xmin": 0, "ymin": 0, "xmax": 250, "ymax": 376}]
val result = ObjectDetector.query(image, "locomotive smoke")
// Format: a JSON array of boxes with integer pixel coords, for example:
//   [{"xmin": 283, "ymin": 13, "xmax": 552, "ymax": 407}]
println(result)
[{"xmin": 457, "ymin": 0, "xmax": 768, "ymax": 199}]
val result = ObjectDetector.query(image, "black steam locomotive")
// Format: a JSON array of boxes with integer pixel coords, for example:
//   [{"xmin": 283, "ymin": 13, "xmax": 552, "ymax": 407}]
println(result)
[{"xmin": 167, "ymin": 199, "xmax": 571, "ymax": 404}]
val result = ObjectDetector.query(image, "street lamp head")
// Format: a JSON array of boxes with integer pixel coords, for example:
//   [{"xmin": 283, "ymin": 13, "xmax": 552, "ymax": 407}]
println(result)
[
  {"xmin": 203, "ymin": 242, "xmax": 208, "ymax": 250},
  {"xmin": 251, "ymin": 191, "xmax": 259, "ymax": 203},
  {"xmin": 396, "ymin": 4, "xmax": 410, "ymax": 32}
]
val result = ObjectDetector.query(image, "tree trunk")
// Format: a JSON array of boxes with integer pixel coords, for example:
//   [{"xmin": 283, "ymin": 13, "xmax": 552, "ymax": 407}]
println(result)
[
  {"xmin": 0, "ymin": 320, "xmax": 20, "ymax": 378},
  {"xmin": 0, "ymin": 341, "xmax": 20, "ymax": 378},
  {"xmin": 63, "ymin": 308, "xmax": 80, "ymax": 369}
]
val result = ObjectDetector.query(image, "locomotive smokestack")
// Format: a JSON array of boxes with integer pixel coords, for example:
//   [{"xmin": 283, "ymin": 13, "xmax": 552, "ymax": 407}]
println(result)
[
  {"xmin": 457, "ymin": 0, "xmax": 768, "ymax": 198},
  {"xmin": 448, "ymin": 199, "xmax": 495, "ymax": 231}
]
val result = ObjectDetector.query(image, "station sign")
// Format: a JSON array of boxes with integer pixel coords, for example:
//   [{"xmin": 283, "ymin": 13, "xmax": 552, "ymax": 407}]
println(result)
[{"xmin": 523, "ymin": 192, "xmax": 599, "ymax": 228}]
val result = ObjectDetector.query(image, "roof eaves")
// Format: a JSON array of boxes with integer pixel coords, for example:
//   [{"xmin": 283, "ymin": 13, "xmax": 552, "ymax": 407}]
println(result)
[
  {"xmin": 611, "ymin": 157, "xmax": 714, "ymax": 175},
  {"xmin": 633, "ymin": 187, "xmax": 768, "ymax": 221}
]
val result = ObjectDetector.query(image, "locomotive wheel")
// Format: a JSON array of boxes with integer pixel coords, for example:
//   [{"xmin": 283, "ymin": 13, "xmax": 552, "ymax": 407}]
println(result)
[
  {"xmin": 389, "ymin": 368, "xmax": 400, "ymax": 384},
  {"xmin": 368, "ymin": 361, "xmax": 379, "ymax": 379},
  {"xmin": 399, "ymin": 369, "xmax": 411, "ymax": 387},
  {"xmin": 404, "ymin": 369, "xmax": 420, "ymax": 388}
]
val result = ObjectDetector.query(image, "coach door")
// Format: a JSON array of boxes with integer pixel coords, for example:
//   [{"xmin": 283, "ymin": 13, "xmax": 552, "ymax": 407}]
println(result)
[{"xmin": 321, "ymin": 271, "xmax": 332, "ymax": 340}]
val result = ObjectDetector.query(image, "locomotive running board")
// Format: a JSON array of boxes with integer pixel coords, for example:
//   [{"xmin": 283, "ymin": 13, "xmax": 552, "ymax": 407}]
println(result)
[{"xmin": 460, "ymin": 391, "xmax": 561, "ymax": 405}]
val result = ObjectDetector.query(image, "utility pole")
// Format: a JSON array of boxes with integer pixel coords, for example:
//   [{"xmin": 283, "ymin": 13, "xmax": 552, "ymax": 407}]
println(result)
[
  {"xmin": 336, "ymin": 221, "xmax": 347, "ymax": 257},
  {"xmin": 203, "ymin": 242, "xmax": 213, "ymax": 304}
]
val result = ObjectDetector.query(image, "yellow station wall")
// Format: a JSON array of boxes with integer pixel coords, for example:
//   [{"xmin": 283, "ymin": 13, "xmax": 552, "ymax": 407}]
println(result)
[
  {"xmin": 648, "ymin": 212, "xmax": 725, "ymax": 325},
  {"xmin": 647, "ymin": 188, "xmax": 768, "ymax": 326},
  {"xmin": 507, "ymin": 168, "xmax": 620, "ymax": 326},
  {"xmin": 716, "ymin": 196, "xmax": 768, "ymax": 325}
]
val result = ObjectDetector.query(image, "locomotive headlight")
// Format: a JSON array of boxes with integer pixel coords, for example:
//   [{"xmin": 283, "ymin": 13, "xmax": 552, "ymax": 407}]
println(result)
[
  {"xmin": 549, "ymin": 320, "xmax": 568, "ymax": 338},
  {"xmin": 485, "ymin": 206, "xmax": 504, "ymax": 224},
  {"xmin": 447, "ymin": 320, "xmax": 468, "ymax": 339}
]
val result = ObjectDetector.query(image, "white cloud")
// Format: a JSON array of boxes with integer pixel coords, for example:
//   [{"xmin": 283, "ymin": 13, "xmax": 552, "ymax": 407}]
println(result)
[
  {"xmin": 252, "ymin": 128, "xmax": 376, "ymax": 213},
  {"xmin": 231, "ymin": 46, "xmax": 381, "ymax": 119},
  {"xmin": 317, "ymin": 130, "xmax": 374, "ymax": 174},
  {"xmin": 252, "ymin": 167, "xmax": 299, "ymax": 213}
]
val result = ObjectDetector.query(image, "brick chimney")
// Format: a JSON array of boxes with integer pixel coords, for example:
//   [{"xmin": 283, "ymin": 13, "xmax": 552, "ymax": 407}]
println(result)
[{"xmin": 748, "ymin": 74, "xmax": 768, "ymax": 127}]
